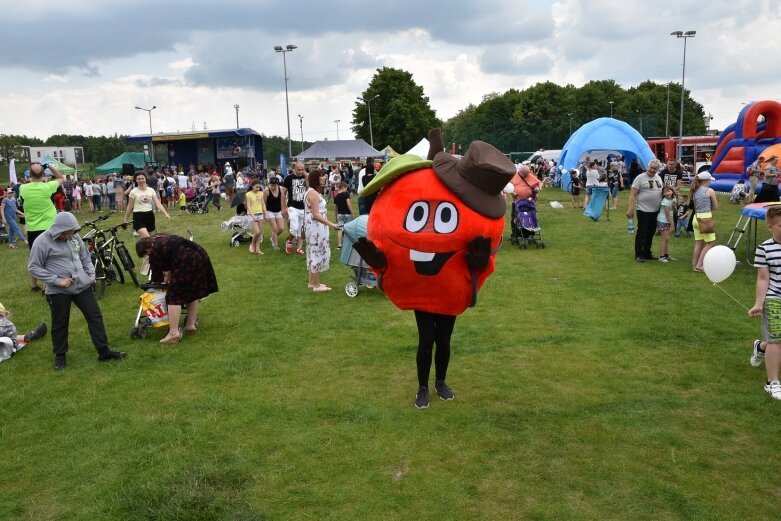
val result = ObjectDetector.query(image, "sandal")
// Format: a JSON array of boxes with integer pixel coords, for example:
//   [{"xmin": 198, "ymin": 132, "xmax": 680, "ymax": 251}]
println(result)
[
  {"xmin": 693, "ymin": 267, "xmax": 703, "ymax": 272},
  {"xmin": 312, "ymin": 285, "xmax": 332, "ymax": 292},
  {"xmin": 160, "ymin": 333, "xmax": 181, "ymax": 344}
]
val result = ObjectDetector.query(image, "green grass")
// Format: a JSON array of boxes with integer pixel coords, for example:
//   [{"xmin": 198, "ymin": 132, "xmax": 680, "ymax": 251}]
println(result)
[{"xmin": 1, "ymin": 190, "xmax": 780, "ymax": 520}]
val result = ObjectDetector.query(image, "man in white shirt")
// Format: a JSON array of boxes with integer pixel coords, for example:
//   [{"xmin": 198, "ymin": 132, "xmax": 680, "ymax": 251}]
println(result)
[{"xmin": 177, "ymin": 171, "xmax": 188, "ymax": 189}]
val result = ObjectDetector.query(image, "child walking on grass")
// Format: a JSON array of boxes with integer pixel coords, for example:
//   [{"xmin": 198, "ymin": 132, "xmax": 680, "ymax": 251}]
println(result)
[
  {"xmin": 570, "ymin": 170, "xmax": 583, "ymax": 209},
  {"xmin": 674, "ymin": 193, "xmax": 691, "ymax": 237},
  {"xmin": 749, "ymin": 205, "xmax": 781, "ymax": 400},
  {"xmin": 656, "ymin": 186, "xmax": 675, "ymax": 262}
]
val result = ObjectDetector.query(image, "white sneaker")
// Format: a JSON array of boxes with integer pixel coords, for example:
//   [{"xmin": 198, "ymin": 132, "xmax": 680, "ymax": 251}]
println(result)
[
  {"xmin": 764, "ymin": 380, "xmax": 781, "ymax": 400},
  {"xmin": 750, "ymin": 340, "xmax": 765, "ymax": 367},
  {"xmin": 658, "ymin": 256, "xmax": 669, "ymax": 263}
]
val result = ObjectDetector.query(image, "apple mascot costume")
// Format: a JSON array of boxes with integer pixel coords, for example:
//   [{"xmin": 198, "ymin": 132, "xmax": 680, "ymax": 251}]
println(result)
[{"xmin": 354, "ymin": 129, "xmax": 514, "ymax": 409}]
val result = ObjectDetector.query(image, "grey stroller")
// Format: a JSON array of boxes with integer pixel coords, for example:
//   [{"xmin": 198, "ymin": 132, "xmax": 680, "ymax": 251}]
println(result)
[{"xmin": 339, "ymin": 215, "xmax": 376, "ymax": 297}]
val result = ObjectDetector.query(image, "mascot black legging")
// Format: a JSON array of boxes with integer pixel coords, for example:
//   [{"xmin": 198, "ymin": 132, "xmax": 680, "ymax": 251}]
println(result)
[{"xmin": 414, "ymin": 310, "xmax": 457, "ymax": 388}]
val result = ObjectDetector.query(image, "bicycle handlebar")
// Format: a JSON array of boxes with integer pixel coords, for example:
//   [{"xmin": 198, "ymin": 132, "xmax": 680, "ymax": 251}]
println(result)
[{"xmin": 81, "ymin": 214, "xmax": 111, "ymax": 228}]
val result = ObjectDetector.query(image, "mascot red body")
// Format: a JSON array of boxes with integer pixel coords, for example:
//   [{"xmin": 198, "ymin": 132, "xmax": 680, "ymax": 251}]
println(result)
[{"xmin": 366, "ymin": 166, "xmax": 503, "ymax": 315}]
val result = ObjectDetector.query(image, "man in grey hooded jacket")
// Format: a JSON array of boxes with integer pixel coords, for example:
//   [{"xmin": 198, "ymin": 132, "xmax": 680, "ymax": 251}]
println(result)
[{"xmin": 28, "ymin": 212, "xmax": 126, "ymax": 370}]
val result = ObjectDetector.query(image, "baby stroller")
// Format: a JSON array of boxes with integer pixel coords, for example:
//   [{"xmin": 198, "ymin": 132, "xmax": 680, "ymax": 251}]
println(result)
[
  {"xmin": 185, "ymin": 190, "xmax": 210, "ymax": 214},
  {"xmin": 0, "ymin": 222, "xmax": 7, "ymax": 244},
  {"xmin": 220, "ymin": 214, "xmax": 253, "ymax": 248},
  {"xmin": 129, "ymin": 283, "xmax": 200, "ymax": 339},
  {"xmin": 340, "ymin": 215, "xmax": 377, "ymax": 297},
  {"xmin": 510, "ymin": 198, "xmax": 545, "ymax": 249}
]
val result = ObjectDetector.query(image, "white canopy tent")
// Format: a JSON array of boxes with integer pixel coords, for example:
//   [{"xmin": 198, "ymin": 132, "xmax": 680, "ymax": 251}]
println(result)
[{"xmin": 405, "ymin": 138, "xmax": 430, "ymax": 159}]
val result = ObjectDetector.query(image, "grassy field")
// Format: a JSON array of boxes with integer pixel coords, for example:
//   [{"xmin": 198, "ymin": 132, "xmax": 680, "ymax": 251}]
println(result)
[{"xmin": 1, "ymin": 188, "xmax": 779, "ymax": 520}]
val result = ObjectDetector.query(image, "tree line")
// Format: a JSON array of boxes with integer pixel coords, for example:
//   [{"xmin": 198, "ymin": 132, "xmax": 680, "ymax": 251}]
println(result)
[
  {"xmin": 351, "ymin": 69, "xmax": 707, "ymax": 156},
  {"xmin": 0, "ymin": 133, "xmax": 143, "ymax": 166}
]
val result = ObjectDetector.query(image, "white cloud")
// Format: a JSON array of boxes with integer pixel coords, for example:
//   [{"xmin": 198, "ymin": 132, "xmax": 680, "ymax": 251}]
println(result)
[{"xmin": 0, "ymin": 0, "xmax": 780, "ymax": 143}]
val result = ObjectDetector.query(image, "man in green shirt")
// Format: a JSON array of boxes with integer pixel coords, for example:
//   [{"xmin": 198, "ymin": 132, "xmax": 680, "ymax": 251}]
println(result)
[{"xmin": 19, "ymin": 162, "xmax": 64, "ymax": 292}]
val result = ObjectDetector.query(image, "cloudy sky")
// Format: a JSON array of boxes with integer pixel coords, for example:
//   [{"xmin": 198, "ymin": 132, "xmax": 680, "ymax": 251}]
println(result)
[{"xmin": 1, "ymin": 0, "xmax": 779, "ymax": 147}]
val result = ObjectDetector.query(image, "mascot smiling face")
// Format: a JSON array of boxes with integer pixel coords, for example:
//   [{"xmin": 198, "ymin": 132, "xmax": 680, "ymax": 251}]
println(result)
[
  {"xmin": 367, "ymin": 166, "xmax": 504, "ymax": 314},
  {"xmin": 362, "ymin": 129, "xmax": 515, "ymax": 316}
]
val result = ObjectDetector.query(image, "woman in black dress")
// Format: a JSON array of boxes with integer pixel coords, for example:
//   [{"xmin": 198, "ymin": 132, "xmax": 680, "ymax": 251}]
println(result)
[{"xmin": 136, "ymin": 235, "xmax": 218, "ymax": 344}]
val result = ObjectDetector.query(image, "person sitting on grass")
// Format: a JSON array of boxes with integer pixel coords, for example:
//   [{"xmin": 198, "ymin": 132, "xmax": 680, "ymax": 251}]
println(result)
[
  {"xmin": 748, "ymin": 205, "xmax": 781, "ymax": 400},
  {"xmin": 0, "ymin": 302, "xmax": 47, "ymax": 363}
]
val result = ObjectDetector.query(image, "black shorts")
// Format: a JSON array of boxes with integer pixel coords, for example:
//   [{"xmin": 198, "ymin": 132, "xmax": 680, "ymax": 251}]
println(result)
[
  {"xmin": 133, "ymin": 211, "xmax": 156, "ymax": 232},
  {"xmin": 27, "ymin": 229, "xmax": 44, "ymax": 248}
]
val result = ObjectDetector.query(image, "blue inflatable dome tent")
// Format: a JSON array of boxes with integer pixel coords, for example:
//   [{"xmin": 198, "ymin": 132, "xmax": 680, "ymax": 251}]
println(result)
[{"xmin": 558, "ymin": 118, "xmax": 655, "ymax": 192}]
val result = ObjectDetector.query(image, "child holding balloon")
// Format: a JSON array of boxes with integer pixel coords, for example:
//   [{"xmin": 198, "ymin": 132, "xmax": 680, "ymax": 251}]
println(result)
[{"xmin": 748, "ymin": 205, "xmax": 781, "ymax": 400}]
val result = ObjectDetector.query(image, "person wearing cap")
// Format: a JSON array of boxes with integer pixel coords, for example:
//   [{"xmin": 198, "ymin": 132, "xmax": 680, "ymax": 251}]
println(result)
[
  {"xmin": 755, "ymin": 156, "xmax": 780, "ymax": 204},
  {"xmin": 626, "ymin": 159, "xmax": 664, "ymax": 262},
  {"xmin": 263, "ymin": 175, "xmax": 287, "ymax": 250},
  {"xmin": 27, "ymin": 212, "xmax": 127, "ymax": 370},
  {"xmin": 691, "ymin": 171, "xmax": 719, "ymax": 272}
]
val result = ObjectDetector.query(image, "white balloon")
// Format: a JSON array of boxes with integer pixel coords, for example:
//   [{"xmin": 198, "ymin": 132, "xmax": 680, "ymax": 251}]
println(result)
[
  {"xmin": 503, "ymin": 182, "xmax": 515, "ymax": 194},
  {"xmin": 702, "ymin": 245, "xmax": 737, "ymax": 283}
]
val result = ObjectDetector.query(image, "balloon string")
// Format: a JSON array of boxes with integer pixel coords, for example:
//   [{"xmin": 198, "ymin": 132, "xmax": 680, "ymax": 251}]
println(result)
[{"xmin": 712, "ymin": 283, "xmax": 749, "ymax": 311}]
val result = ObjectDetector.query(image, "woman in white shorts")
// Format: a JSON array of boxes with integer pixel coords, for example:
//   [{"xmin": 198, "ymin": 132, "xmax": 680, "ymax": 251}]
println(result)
[
  {"xmin": 263, "ymin": 177, "xmax": 287, "ymax": 250},
  {"xmin": 245, "ymin": 179, "xmax": 265, "ymax": 255}
]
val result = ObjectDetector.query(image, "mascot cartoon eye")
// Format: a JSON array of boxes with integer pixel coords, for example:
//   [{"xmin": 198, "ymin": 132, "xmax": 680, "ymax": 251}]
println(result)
[
  {"xmin": 405, "ymin": 202, "xmax": 429, "ymax": 232},
  {"xmin": 434, "ymin": 202, "xmax": 458, "ymax": 234}
]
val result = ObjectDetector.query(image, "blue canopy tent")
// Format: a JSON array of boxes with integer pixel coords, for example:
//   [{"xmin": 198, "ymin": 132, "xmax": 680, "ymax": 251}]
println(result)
[{"xmin": 558, "ymin": 118, "xmax": 655, "ymax": 192}]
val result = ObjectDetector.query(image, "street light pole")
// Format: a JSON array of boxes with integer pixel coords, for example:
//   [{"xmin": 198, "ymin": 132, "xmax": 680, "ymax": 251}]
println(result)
[
  {"xmin": 665, "ymin": 82, "xmax": 671, "ymax": 137},
  {"xmin": 567, "ymin": 112, "xmax": 573, "ymax": 135},
  {"xmin": 134, "ymin": 105, "xmax": 156, "ymax": 161},
  {"xmin": 274, "ymin": 44, "xmax": 297, "ymax": 159},
  {"xmin": 334, "ymin": 119, "xmax": 340, "ymax": 140},
  {"xmin": 363, "ymin": 94, "xmax": 379, "ymax": 148},
  {"xmin": 671, "ymin": 30, "xmax": 696, "ymax": 161},
  {"xmin": 298, "ymin": 114, "xmax": 304, "ymax": 153},
  {"xmin": 234, "ymin": 104, "xmax": 240, "ymax": 129},
  {"xmin": 608, "ymin": 101, "xmax": 614, "ymax": 118}
]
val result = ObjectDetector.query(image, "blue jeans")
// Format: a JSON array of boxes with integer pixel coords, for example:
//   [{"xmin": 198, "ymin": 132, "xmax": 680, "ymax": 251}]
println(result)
[
  {"xmin": 107, "ymin": 193, "xmax": 116, "ymax": 210},
  {"xmin": 5, "ymin": 218, "xmax": 24, "ymax": 244},
  {"xmin": 675, "ymin": 216, "xmax": 690, "ymax": 236}
]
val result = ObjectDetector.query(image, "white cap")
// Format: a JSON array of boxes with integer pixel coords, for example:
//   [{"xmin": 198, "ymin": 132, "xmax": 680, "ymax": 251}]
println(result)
[{"xmin": 696, "ymin": 172, "xmax": 715, "ymax": 181}]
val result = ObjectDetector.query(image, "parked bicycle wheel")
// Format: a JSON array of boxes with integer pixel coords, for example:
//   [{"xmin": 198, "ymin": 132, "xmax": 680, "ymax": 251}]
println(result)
[
  {"xmin": 116, "ymin": 244, "xmax": 139, "ymax": 287},
  {"xmin": 112, "ymin": 258, "xmax": 125, "ymax": 284}
]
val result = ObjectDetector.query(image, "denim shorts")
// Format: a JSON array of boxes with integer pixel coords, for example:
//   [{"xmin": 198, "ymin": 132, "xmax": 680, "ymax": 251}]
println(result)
[{"xmin": 337, "ymin": 214, "xmax": 353, "ymax": 226}]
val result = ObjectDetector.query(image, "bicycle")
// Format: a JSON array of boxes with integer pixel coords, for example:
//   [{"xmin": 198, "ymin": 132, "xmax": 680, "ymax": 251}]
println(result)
[
  {"xmin": 99, "ymin": 220, "xmax": 139, "ymax": 288},
  {"xmin": 79, "ymin": 216, "xmax": 137, "ymax": 299}
]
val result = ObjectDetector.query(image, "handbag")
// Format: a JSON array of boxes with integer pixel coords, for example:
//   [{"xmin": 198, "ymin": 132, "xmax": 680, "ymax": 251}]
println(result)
[{"xmin": 697, "ymin": 213, "xmax": 715, "ymax": 233}]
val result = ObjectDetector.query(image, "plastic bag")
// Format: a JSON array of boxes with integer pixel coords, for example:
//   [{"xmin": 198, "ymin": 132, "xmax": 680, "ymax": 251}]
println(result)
[{"xmin": 140, "ymin": 289, "xmax": 169, "ymax": 328}]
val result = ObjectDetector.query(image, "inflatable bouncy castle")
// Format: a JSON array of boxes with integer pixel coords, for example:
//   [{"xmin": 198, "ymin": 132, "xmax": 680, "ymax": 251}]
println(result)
[{"xmin": 709, "ymin": 100, "xmax": 781, "ymax": 192}]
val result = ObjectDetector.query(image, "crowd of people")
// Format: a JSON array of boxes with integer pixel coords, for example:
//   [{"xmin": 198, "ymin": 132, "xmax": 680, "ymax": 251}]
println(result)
[{"xmin": 3, "ymin": 153, "xmax": 781, "ymax": 403}]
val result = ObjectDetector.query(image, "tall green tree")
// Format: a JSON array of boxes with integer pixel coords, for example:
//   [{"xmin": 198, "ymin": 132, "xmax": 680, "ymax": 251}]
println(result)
[
  {"xmin": 0, "ymin": 135, "xmax": 24, "ymax": 162},
  {"xmin": 352, "ymin": 67, "xmax": 440, "ymax": 153}
]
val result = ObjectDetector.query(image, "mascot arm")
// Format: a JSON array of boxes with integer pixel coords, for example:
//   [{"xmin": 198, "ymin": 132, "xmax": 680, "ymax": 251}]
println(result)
[
  {"xmin": 465, "ymin": 236, "xmax": 492, "ymax": 271},
  {"xmin": 352, "ymin": 237, "xmax": 387, "ymax": 270}
]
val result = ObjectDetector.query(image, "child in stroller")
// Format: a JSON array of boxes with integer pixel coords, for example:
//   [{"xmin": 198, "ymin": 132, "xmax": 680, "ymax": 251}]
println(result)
[
  {"xmin": 510, "ymin": 198, "xmax": 545, "ymax": 249},
  {"xmin": 221, "ymin": 213, "xmax": 254, "ymax": 248},
  {"xmin": 339, "ymin": 215, "xmax": 376, "ymax": 297}
]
